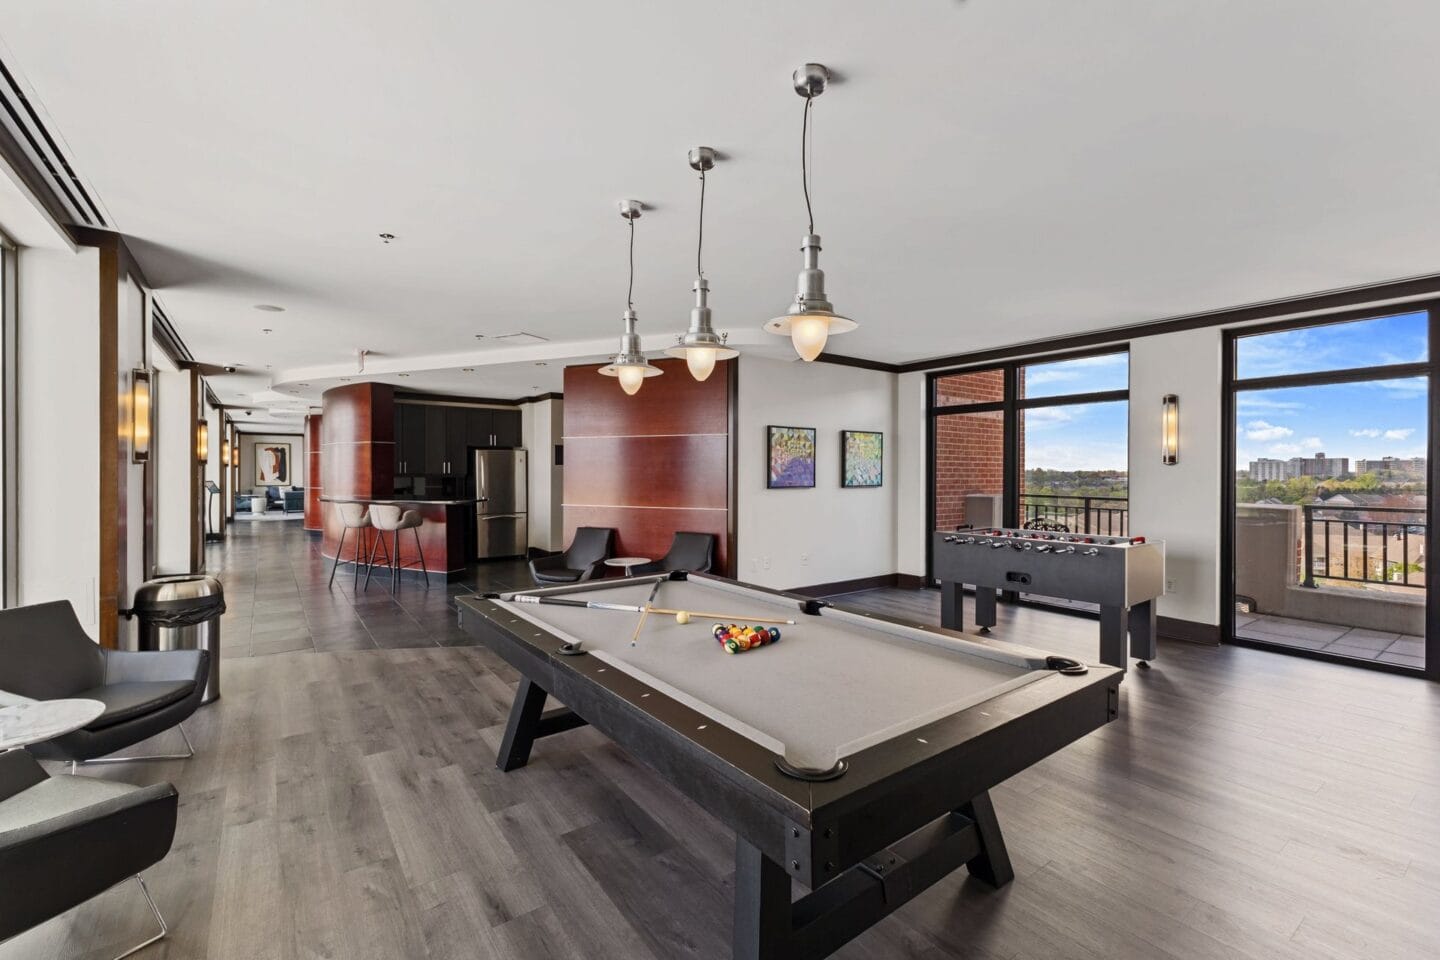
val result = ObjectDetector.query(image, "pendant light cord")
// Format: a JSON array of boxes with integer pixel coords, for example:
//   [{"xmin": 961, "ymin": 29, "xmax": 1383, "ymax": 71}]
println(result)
[
  {"xmin": 801, "ymin": 94, "xmax": 815, "ymax": 235},
  {"xmin": 626, "ymin": 214, "xmax": 635, "ymax": 310},
  {"xmin": 696, "ymin": 167, "xmax": 706, "ymax": 279}
]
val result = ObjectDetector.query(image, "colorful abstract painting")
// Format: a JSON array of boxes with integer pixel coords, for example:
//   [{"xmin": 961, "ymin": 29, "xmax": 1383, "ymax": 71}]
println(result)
[
  {"xmin": 767, "ymin": 426, "xmax": 816, "ymax": 489},
  {"xmin": 842, "ymin": 431, "xmax": 883, "ymax": 487},
  {"xmin": 256, "ymin": 442, "xmax": 292, "ymax": 486}
]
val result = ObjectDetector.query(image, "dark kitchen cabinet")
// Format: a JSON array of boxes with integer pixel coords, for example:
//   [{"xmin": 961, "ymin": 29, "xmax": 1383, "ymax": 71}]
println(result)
[
  {"xmin": 395, "ymin": 404, "xmax": 426, "ymax": 475},
  {"xmin": 394, "ymin": 403, "xmax": 524, "ymax": 477},
  {"xmin": 491, "ymin": 409, "xmax": 521, "ymax": 448}
]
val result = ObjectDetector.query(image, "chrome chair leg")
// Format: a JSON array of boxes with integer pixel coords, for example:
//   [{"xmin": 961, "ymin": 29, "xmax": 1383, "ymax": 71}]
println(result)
[
  {"xmin": 77, "ymin": 724, "xmax": 194, "ymax": 768},
  {"xmin": 327, "ymin": 527, "xmax": 348, "ymax": 587},
  {"xmin": 113, "ymin": 874, "xmax": 168, "ymax": 960}
]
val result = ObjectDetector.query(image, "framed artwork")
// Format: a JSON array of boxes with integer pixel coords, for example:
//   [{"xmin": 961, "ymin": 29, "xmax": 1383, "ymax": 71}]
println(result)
[
  {"xmin": 767, "ymin": 425, "xmax": 816, "ymax": 489},
  {"xmin": 841, "ymin": 430, "xmax": 883, "ymax": 487},
  {"xmin": 255, "ymin": 442, "xmax": 292, "ymax": 486}
]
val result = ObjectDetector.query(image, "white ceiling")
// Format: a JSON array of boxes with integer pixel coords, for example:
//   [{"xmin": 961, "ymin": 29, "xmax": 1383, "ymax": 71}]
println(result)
[{"xmin": 3, "ymin": 1, "xmax": 1440, "ymax": 412}]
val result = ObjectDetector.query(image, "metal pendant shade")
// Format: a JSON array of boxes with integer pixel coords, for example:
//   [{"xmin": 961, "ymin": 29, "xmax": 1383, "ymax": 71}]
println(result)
[
  {"xmin": 765, "ymin": 64, "xmax": 858, "ymax": 362},
  {"xmin": 667, "ymin": 146, "xmax": 736, "ymax": 381},
  {"xmin": 598, "ymin": 200, "xmax": 663, "ymax": 395}
]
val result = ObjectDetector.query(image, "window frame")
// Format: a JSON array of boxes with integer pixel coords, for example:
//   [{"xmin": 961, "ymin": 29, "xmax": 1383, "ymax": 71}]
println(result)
[{"xmin": 925, "ymin": 344, "xmax": 1131, "ymax": 580}]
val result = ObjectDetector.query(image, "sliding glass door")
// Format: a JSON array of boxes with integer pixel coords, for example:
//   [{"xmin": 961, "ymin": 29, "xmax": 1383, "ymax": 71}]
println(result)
[{"xmin": 1227, "ymin": 309, "xmax": 1434, "ymax": 676}]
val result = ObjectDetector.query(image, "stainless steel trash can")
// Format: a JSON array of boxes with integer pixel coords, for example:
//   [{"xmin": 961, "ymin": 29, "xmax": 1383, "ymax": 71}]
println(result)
[{"xmin": 133, "ymin": 575, "xmax": 225, "ymax": 704}]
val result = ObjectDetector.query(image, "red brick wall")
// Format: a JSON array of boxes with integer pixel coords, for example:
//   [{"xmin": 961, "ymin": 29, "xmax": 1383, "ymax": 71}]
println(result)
[{"xmin": 934, "ymin": 369, "xmax": 1007, "ymax": 529}]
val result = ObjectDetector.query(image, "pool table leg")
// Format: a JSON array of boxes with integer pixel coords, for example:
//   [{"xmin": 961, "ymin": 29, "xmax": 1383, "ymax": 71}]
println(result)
[
  {"xmin": 1099, "ymin": 605, "xmax": 1128, "ymax": 672},
  {"xmin": 733, "ymin": 836, "xmax": 791, "ymax": 960},
  {"xmin": 496, "ymin": 678, "xmax": 588, "ymax": 772},
  {"xmin": 959, "ymin": 791, "xmax": 1014, "ymax": 888}
]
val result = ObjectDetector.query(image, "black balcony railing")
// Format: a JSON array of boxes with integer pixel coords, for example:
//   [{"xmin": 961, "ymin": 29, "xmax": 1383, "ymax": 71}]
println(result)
[
  {"xmin": 1019, "ymin": 493, "xmax": 1129, "ymax": 536},
  {"xmin": 1301, "ymin": 504, "xmax": 1426, "ymax": 589}
]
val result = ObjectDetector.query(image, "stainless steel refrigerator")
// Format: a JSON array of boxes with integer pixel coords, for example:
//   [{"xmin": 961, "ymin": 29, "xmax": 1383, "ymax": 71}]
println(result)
[{"xmin": 474, "ymin": 449, "xmax": 528, "ymax": 559}]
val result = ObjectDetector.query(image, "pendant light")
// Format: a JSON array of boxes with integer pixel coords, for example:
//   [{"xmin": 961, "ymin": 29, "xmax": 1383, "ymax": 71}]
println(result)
[
  {"xmin": 765, "ymin": 63, "xmax": 857, "ymax": 362},
  {"xmin": 599, "ymin": 200, "xmax": 663, "ymax": 395},
  {"xmin": 666, "ymin": 146, "xmax": 737, "ymax": 381}
]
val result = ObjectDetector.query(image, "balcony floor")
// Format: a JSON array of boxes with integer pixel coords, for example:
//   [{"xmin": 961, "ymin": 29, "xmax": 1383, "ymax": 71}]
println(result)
[{"xmin": 1234, "ymin": 611, "xmax": 1425, "ymax": 667}]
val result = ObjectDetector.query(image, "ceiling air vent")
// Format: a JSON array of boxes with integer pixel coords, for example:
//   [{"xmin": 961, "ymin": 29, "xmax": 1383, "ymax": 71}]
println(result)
[
  {"xmin": 0, "ymin": 53, "xmax": 108, "ymax": 227},
  {"xmin": 492, "ymin": 332, "xmax": 550, "ymax": 346}
]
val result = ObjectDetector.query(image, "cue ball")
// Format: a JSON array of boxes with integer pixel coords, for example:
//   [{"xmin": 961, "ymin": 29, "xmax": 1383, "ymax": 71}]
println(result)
[{"xmin": 675, "ymin": 611, "xmax": 691, "ymax": 625}]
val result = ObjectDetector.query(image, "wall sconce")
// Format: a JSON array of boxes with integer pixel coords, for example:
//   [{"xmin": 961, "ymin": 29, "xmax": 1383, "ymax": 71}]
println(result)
[
  {"xmin": 221, "ymin": 438, "xmax": 231, "ymax": 466},
  {"xmin": 196, "ymin": 419, "xmax": 209, "ymax": 464},
  {"xmin": 1161, "ymin": 394, "xmax": 1179, "ymax": 465},
  {"xmin": 131, "ymin": 369, "xmax": 151, "ymax": 463}
]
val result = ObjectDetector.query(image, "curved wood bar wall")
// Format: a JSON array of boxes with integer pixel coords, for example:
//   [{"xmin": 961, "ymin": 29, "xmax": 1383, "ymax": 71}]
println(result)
[
  {"xmin": 317, "ymin": 383, "xmax": 468, "ymax": 580},
  {"xmin": 563, "ymin": 357, "xmax": 735, "ymax": 575},
  {"xmin": 319, "ymin": 383, "xmax": 393, "ymax": 569},
  {"xmin": 303, "ymin": 413, "xmax": 323, "ymax": 531}
]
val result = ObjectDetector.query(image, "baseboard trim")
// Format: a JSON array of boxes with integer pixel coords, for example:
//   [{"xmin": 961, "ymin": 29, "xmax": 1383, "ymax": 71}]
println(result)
[
  {"xmin": 790, "ymin": 573, "xmax": 926, "ymax": 597},
  {"xmin": 1157, "ymin": 615, "xmax": 1221, "ymax": 646}
]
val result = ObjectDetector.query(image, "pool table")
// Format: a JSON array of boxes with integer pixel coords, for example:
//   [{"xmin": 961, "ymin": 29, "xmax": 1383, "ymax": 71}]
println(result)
[{"xmin": 456, "ymin": 572, "xmax": 1121, "ymax": 960}]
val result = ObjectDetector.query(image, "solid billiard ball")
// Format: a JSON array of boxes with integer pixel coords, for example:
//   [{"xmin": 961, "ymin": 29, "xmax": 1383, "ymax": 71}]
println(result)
[
  {"xmin": 768, "ymin": 627, "xmax": 781, "ymax": 642},
  {"xmin": 675, "ymin": 611, "xmax": 691, "ymax": 625}
]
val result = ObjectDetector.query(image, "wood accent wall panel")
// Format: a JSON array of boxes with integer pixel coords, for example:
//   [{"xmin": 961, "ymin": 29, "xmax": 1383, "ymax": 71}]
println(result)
[
  {"xmin": 98, "ymin": 240, "xmax": 119, "ymax": 648},
  {"xmin": 320, "ymin": 384, "xmax": 394, "ymax": 560},
  {"xmin": 563, "ymin": 358, "xmax": 735, "ymax": 575},
  {"xmin": 304, "ymin": 414, "xmax": 323, "ymax": 531}
]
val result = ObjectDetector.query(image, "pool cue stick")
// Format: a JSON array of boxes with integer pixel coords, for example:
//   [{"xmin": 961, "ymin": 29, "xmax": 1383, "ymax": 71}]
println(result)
[
  {"xmin": 507, "ymin": 594, "xmax": 796, "ymax": 625},
  {"xmin": 630, "ymin": 580, "xmax": 665, "ymax": 647},
  {"xmin": 647, "ymin": 607, "xmax": 795, "ymax": 625}
]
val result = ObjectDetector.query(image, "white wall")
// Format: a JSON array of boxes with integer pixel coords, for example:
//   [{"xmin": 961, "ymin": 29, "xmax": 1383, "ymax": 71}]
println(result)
[
  {"xmin": 736, "ymin": 356, "xmax": 897, "ymax": 590},
  {"xmin": 236, "ymin": 432, "xmax": 304, "ymax": 491},
  {"xmin": 16, "ymin": 245, "xmax": 101, "ymax": 635},
  {"xmin": 894, "ymin": 371, "xmax": 929, "ymax": 578},
  {"xmin": 520, "ymin": 398, "xmax": 565, "ymax": 552},
  {"xmin": 153, "ymin": 360, "xmax": 194, "ymax": 574},
  {"xmin": 1128, "ymin": 327, "xmax": 1223, "ymax": 625}
]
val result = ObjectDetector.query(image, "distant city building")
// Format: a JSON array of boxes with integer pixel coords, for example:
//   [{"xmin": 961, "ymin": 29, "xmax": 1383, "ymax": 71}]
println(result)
[
  {"xmin": 1355, "ymin": 456, "xmax": 1426, "ymax": 478},
  {"xmin": 1292, "ymin": 452, "xmax": 1348, "ymax": 478},
  {"xmin": 1247, "ymin": 452, "xmax": 1348, "ymax": 481},
  {"xmin": 1249, "ymin": 458, "xmax": 1290, "ymax": 481}
]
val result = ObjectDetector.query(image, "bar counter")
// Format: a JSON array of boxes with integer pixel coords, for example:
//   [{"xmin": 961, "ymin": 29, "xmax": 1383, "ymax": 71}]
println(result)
[{"xmin": 319, "ymin": 496, "xmax": 475, "ymax": 582}]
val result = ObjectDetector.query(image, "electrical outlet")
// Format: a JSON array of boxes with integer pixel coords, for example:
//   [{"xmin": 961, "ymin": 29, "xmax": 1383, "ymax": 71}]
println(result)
[
  {"xmin": 1165, "ymin": 578, "xmax": 1177, "ymax": 593},
  {"xmin": 763, "ymin": 555, "xmax": 771, "ymax": 570},
  {"xmin": 800, "ymin": 553, "xmax": 809, "ymax": 566}
]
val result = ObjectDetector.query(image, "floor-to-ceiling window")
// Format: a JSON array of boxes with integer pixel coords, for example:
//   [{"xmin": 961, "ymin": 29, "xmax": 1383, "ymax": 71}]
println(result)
[
  {"xmin": 0, "ymin": 234, "xmax": 14, "ymax": 604},
  {"xmin": 1227, "ymin": 309, "xmax": 1434, "ymax": 676},
  {"xmin": 928, "ymin": 349, "xmax": 1130, "ymax": 595}
]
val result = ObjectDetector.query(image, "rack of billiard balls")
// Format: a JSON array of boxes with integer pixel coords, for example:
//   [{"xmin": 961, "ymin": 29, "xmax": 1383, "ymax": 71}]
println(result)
[{"xmin": 713, "ymin": 623, "xmax": 782, "ymax": 654}]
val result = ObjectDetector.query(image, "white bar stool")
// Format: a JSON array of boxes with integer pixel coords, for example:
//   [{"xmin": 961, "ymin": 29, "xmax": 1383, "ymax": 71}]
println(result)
[
  {"xmin": 328, "ymin": 501, "xmax": 387, "ymax": 589},
  {"xmin": 364, "ymin": 505, "xmax": 428, "ymax": 591}
]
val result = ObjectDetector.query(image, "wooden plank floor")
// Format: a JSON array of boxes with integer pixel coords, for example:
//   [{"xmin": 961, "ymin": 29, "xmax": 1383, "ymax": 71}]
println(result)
[{"xmin": 6, "ymin": 540, "xmax": 1439, "ymax": 958}]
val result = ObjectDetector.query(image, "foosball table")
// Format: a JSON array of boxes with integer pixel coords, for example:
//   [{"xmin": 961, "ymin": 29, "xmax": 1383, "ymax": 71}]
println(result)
[{"xmin": 932, "ymin": 528, "xmax": 1166, "ymax": 671}]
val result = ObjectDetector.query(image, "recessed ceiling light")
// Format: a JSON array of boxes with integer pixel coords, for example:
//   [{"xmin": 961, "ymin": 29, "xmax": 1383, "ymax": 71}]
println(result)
[
  {"xmin": 473, "ymin": 334, "xmax": 486, "ymax": 340},
  {"xmin": 534, "ymin": 362, "xmax": 548, "ymax": 367},
  {"xmin": 254, "ymin": 304, "xmax": 285, "ymax": 312},
  {"xmin": 461, "ymin": 367, "xmax": 475, "ymax": 373},
  {"xmin": 379, "ymin": 232, "xmax": 396, "ymax": 243},
  {"xmin": 297, "ymin": 383, "xmax": 310, "ymax": 387},
  {"xmin": 398, "ymin": 373, "xmax": 410, "ymax": 378},
  {"xmin": 339, "ymin": 377, "xmax": 352, "ymax": 382},
  {"xmin": 261, "ymin": 328, "xmax": 273, "ymax": 335}
]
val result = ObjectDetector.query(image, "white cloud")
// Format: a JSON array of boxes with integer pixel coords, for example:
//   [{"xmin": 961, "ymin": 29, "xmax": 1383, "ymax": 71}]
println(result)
[
  {"xmin": 1024, "ymin": 407, "xmax": 1075, "ymax": 429},
  {"xmin": 1350, "ymin": 427, "xmax": 1415, "ymax": 441},
  {"xmin": 1298, "ymin": 437, "xmax": 1323, "ymax": 448},
  {"xmin": 1237, "ymin": 396, "xmax": 1305, "ymax": 413},
  {"xmin": 1245, "ymin": 420, "xmax": 1293, "ymax": 442},
  {"xmin": 1269, "ymin": 442, "xmax": 1303, "ymax": 457}
]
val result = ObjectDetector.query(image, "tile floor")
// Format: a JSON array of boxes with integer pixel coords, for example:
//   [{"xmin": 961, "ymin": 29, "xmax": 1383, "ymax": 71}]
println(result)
[
  {"xmin": 210, "ymin": 519, "xmax": 535, "ymax": 658},
  {"xmin": 1234, "ymin": 610, "xmax": 1425, "ymax": 668}
]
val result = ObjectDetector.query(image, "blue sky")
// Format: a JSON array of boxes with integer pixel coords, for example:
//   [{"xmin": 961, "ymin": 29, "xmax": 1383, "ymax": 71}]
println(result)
[
  {"xmin": 1021, "ymin": 353, "xmax": 1129, "ymax": 472},
  {"xmin": 1234, "ymin": 312, "xmax": 1429, "ymax": 470}
]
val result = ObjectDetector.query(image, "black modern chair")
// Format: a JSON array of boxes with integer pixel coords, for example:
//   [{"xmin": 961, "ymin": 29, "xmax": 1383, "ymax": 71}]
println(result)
[
  {"xmin": 0, "ymin": 750, "xmax": 177, "ymax": 957},
  {"xmin": 631, "ymin": 532, "xmax": 716, "ymax": 576},
  {"xmin": 0, "ymin": 601, "xmax": 208, "ymax": 771},
  {"xmin": 529, "ymin": 527, "xmax": 615, "ymax": 584}
]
